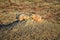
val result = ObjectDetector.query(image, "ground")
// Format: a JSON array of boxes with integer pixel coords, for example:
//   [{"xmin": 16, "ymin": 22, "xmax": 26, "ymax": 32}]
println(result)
[{"xmin": 0, "ymin": 0, "xmax": 60, "ymax": 40}]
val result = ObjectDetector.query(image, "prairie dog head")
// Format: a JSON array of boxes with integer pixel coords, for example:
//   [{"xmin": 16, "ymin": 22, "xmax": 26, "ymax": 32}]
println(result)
[{"xmin": 18, "ymin": 14, "xmax": 29, "ymax": 21}]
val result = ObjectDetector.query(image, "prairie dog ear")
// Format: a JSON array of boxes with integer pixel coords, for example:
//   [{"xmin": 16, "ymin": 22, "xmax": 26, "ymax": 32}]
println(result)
[{"xmin": 16, "ymin": 14, "xmax": 21, "ymax": 19}]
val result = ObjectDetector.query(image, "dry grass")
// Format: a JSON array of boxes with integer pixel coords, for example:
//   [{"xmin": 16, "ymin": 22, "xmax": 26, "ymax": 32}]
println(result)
[
  {"xmin": 0, "ymin": 12, "xmax": 17, "ymax": 25},
  {"xmin": 0, "ymin": 0, "xmax": 60, "ymax": 40}
]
